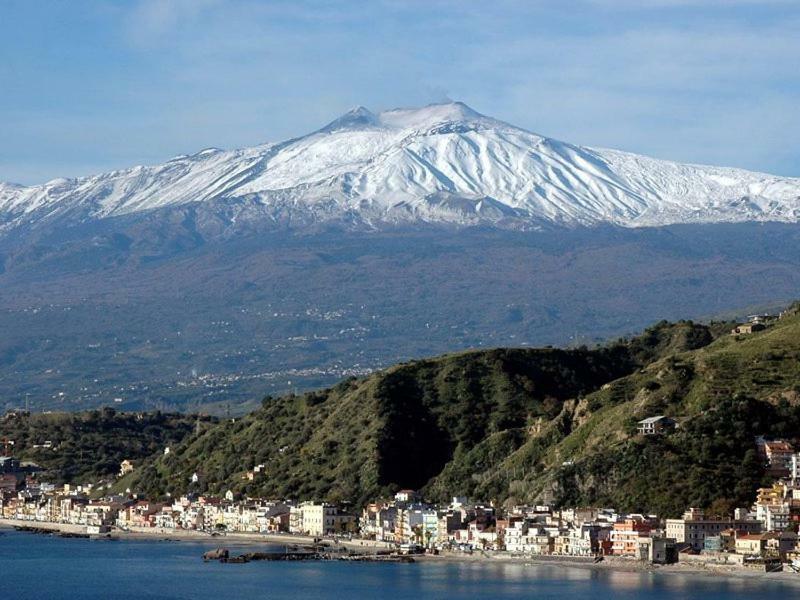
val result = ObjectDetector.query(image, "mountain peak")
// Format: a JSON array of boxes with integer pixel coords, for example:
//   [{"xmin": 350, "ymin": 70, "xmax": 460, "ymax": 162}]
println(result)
[
  {"xmin": 348, "ymin": 105, "xmax": 374, "ymax": 117},
  {"xmin": 378, "ymin": 101, "xmax": 487, "ymax": 130},
  {"xmin": 318, "ymin": 101, "xmax": 486, "ymax": 134},
  {"xmin": 319, "ymin": 105, "xmax": 380, "ymax": 133}
]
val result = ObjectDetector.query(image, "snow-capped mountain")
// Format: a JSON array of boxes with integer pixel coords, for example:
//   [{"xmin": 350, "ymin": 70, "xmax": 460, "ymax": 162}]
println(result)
[
  {"xmin": 2, "ymin": 101, "xmax": 800, "ymax": 233},
  {"xmin": 4, "ymin": 101, "xmax": 800, "ymax": 413}
]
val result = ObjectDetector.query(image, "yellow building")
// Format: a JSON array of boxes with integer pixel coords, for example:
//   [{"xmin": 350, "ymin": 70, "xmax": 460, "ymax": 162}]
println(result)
[{"xmin": 735, "ymin": 534, "xmax": 767, "ymax": 556}]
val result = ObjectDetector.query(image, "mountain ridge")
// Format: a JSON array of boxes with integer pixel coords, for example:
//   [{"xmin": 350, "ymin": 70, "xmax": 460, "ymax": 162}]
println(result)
[{"xmin": 2, "ymin": 101, "xmax": 800, "ymax": 234}]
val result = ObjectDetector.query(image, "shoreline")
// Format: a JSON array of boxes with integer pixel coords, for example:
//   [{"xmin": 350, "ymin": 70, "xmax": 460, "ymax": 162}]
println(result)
[
  {"xmin": 426, "ymin": 551, "xmax": 800, "ymax": 587},
  {"xmin": 3, "ymin": 518, "xmax": 799, "ymax": 587},
  {"xmin": 0, "ymin": 517, "xmax": 392, "ymax": 551}
]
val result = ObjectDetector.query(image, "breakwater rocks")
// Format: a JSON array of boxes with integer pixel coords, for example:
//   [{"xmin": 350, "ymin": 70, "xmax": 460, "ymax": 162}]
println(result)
[
  {"xmin": 203, "ymin": 548, "xmax": 230, "ymax": 561},
  {"xmin": 14, "ymin": 525, "xmax": 90, "ymax": 539},
  {"xmin": 202, "ymin": 547, "xmax": 415, "ymax": 564}
]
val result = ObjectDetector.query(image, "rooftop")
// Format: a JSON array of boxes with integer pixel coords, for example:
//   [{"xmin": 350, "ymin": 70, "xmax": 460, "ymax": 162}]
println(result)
[{"xmin": 638, "ymin": 416, "xmax": 673, "ymax": 424}]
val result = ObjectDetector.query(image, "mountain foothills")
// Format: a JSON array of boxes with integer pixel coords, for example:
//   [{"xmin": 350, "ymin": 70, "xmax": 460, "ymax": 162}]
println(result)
[
  {"xmin": 48, "ymin": 302, "xmax": 787, "ymax": 517},
  {"xmin": 2, "ymin": 103, "xmax": 800, "ymax": 413}
]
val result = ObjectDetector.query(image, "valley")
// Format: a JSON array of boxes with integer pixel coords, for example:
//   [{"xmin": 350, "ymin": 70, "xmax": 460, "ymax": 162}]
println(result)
[{"xmin": 2, "ymin": 225, "xmax": 799, "ymax": 412}]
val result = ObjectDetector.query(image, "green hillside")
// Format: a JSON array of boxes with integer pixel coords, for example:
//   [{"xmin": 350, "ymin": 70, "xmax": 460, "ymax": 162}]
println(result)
[
  {"xmin": 122, "ymin": 318, "xmax": 738, "ymax": 508},
  {"xmin": 16, "ymin": 305, "xmax": 798, "ymax": 518},
  {"xmin": 0, "ymin": 409, "xmax": 206, "ymax": 484},
  {"xmin": 533, "ymin": 303, "xmax": 800, "ymax": 516}
]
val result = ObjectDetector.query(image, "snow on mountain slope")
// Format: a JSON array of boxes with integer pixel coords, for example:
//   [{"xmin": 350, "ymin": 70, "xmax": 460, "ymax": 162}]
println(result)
[{"xmin": 2, "ymin": 101, "xmax": 799, "ymax": 233}]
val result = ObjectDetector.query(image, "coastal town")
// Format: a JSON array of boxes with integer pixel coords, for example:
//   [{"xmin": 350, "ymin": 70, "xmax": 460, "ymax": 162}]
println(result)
[{"xmin": 3, "ymin": 434, "xmax": 800, "ymax": 575}]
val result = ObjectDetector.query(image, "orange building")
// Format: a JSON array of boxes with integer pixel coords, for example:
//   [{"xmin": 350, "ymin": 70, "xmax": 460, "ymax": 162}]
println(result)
[{"xmin": 611, "ymin": 518, "xmax": 652, "ymax": 556}]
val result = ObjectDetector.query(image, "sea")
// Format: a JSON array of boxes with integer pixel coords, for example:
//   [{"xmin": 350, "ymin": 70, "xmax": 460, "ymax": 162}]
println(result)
[{"xmin": 0, "ymin": 529, "xmax": 796, "ymax": 599}]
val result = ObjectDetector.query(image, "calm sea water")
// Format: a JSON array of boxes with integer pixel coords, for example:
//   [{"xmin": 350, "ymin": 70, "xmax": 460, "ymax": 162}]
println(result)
[{"xmin": 0, "ymin": 529, "xmax": 797, "ymax": 599}]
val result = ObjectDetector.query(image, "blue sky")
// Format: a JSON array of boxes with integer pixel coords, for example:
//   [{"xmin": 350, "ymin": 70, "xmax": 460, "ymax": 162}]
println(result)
[{"xmin": 1, "ymin": 0, "xmax": 799, "ymax": 184}]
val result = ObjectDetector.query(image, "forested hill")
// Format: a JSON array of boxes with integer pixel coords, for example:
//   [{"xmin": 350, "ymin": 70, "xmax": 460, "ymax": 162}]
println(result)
[
  {"xmin": 120, "ymin": 316, "xmax": 749, "ymax": 512},
  {"xmin": 541, "ymin": 303, "xmax": 800, "ymax": 516},
  {"xmin": 0, "ymin": 410, "xmax": 210, "ymax": 484}
]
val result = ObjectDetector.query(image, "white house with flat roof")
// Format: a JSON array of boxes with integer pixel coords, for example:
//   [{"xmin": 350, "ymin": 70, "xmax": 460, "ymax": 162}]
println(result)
[{"xmin": 637, "ymin": 416, "xmax": 677, "ymax": 436}]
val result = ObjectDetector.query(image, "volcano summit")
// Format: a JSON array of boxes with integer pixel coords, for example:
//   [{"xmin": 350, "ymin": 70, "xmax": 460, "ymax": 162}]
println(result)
[{"xmin": 2, "ymin": 102, "xmax": 799, "ymax": 236}]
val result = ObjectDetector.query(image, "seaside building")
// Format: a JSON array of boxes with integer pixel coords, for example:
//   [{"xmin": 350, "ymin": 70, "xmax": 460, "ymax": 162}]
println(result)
[
  {"xmin": 637, "ymin": 536, "xmax": 678, "ymax": 564},
  {"xmin": 504, "ymin": 521, "xmax": 554, "ymax": 555},
  {"xmin": 752, "ymin": 483, "xmax": 799, "ymax": 532},
  {"xmin": 665, "ymin": 508, "xmax": 762, "ymax": 552},
  {"xmin": 291, "ymin": 502, "xmax": 355, "ymax": 537},
  {"xmin": 610, "ymin": 518, "xmax": 651, "ymax": 556}
]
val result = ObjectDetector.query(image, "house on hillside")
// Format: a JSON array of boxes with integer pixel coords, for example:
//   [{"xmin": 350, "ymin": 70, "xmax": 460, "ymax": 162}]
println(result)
[
  {"xmin": 748, "ymin": 314, "xmax": 777, "ymax": 325},
  {"xmin": 637, "ymin": 416, "xmax": 677, "ymax": 436},
  {"xmin": 395, "ymin": 489, "xmax": 422, "ymax": 504},
  {"xmin": 763, "ymin": 441, "xmax": 794, "ymax": 470},
  {"xmin": 731, "ymin": 323, "xmax": 765, "ymax": 335}
]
